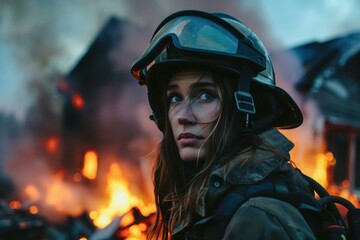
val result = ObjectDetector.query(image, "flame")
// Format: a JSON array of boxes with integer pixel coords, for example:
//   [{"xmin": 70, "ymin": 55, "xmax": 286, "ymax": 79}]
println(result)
[
  {"xmin": 311, "ymin": 152, "xmax": 335, "ymax": 187},
  {"xmin": 72, "ymin": 93, "xmax": 85, "ymax": 109},
  {"xmin": 128, "ymin": 224, "xmax": 146, "ymax": 239},
  {"xmin": 19, "ymin": 157, "xmax": 154, "ymax": 239},
  {"xmin": 310, "ymin": 151, "xmax": 359, "ymax": 207},
  {"xmin": 117, "ymin": 218, "xmax": 149, "ymax": 240},
  {"xmin": 82, "ymin": 150, "xmax": 98, "ymax": 180},
  {"xmin": 92, "ymin": 162, "xmax": 155, "ymax": 237},
  {"xmin": 94, "ymin": 163, "xmax": 138, "ymax": 227}
]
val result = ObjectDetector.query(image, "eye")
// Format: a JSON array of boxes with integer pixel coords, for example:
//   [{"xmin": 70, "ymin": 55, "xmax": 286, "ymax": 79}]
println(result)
[
  {"xmin": 168, "ymin": 94, "xmax": 182, "ymax": 104},
  {"xmin": 198, "ymin": 91, "xmax": 216, "ymax": 102}
]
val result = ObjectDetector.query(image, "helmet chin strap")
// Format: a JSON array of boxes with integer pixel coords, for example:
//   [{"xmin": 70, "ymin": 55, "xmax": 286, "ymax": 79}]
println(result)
[
  {"xmin": 147, "ymin": 90, "xmax": 165, "ymax": 132},
  {"xmin": 234, "ymin": 71, "xmax": 256, "ymax": 129}
]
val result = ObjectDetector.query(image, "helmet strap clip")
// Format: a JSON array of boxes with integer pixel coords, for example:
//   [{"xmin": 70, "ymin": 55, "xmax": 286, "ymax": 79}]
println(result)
[
  {"xmin": 234, "ymin": 91, "xmax": 255, "ymax": 128},
  {"xmin": 234, "ymin": 91, "xmax": 256, "ymax": 115},
  {"xmin": 234, "ymin": 71, "xmax": 256, "ymax": 128}
]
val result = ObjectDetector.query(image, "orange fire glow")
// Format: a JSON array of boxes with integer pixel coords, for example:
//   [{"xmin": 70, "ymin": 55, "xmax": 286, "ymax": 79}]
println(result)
[
  {"xmin": 45, "ymin": 136, "xmax": 59, "ymax": 153},
  {"xmin": 9, "ymin": 200, "xmax": 22, "ymax": 210},
  {"xmin": 24, "ymin": 184, "xmax": 41, "ymax": 202},
  {"xmin": 119, "ymin": 223, "xmax": 148, "ymax": 240},
  {"xmin": 17, "ymin": 134, "xmax": 359, "ymax": 240},
  {"xmin": 20, "ymin": 157, "xmax": 155, "ymax": 239},
  {"xmin": 43, "ymin": 171, "xmax": 84, "ymax": 216},
  {"xmin": 310, "ymin": 151, "xmax": 359, "ymax": 208},
  {"xmin": 82, "ymin": 150, "xmax": 98, "ymax": 180},
  {"xmin": 29, "ymin": 205, "xmax": 39, "ymax": 214},
  {"xmin": 72, "ymin": 93, "xmax": 85, "ymax": 109},
  {"xmin": 91, "ymin": 162, "xmax": 155, "ymax": 238},
  {"xmin": 311, "ymin": 152, "xmax": 336, "ymax": 187}
]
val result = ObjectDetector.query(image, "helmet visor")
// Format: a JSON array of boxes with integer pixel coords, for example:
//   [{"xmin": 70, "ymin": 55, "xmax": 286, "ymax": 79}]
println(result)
[
  {"xmin": 149, "ymin": 16, "xmax": 238, "ymax": 55},
  {"xmin": 131, "ymin": 11, "xmax": 266, "ymax": 83}
]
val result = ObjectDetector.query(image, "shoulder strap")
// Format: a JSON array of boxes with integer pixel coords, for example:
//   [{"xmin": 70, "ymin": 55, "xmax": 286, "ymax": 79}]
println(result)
[
  {"xmin": 187, "ymin": 173, "xmax": 322, "ymax": 240},
  {"xmin": 188, "ymin": 171, "xmax": 358, "ymax": 240}
]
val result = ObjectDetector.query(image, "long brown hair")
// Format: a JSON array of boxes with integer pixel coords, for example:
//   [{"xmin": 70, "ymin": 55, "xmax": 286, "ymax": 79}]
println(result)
[{"xmin": 147, "ymin": 68, "xmax": 275, "ymax": 239}]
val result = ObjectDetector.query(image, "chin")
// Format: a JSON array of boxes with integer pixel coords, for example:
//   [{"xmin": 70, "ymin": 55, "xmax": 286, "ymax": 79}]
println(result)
[{"xmin": 179, "ymin": 149, "xmax": 204, "ymax": 162}]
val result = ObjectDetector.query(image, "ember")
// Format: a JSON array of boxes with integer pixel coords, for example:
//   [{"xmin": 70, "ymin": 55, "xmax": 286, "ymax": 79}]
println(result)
[
  {"xmin": 45, "ymin": 136, "xmax": 59, "ymax": 154},
  {"xmin": 82, "ymin": 150, "xmax": 98, "ymax": 180},
  {"xmin": 72, "ymin": 93, "xmax": 85, "ymax": 109}
]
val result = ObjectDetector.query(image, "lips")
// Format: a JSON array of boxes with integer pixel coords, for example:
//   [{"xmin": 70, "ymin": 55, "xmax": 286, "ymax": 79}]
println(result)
[{"xmin": 178, "ymin": 132, "xmax": 203, "ymax": 146}]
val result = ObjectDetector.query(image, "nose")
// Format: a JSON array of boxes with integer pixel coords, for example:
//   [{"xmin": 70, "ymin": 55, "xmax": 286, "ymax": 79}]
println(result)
[{"xmin": 176, "ymin": 102, "xmax": 196, "ymax": 125}]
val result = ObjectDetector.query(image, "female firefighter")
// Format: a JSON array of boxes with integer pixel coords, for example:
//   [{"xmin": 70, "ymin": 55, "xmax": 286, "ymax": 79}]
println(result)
[{"xmin": 131, "ymin": 10, "xmax": 316, "ymax": 240}]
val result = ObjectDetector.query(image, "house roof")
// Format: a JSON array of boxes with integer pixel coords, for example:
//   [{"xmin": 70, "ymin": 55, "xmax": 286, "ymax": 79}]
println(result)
[{"xmin": 274, "ymin": 32, "xmax": 360, "ymax": 128}]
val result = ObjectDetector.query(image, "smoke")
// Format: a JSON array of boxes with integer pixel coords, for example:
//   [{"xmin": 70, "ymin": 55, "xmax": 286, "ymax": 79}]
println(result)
[
  {"xmin": 0, "ymin": 0, "xmax": 275, "ymax": 178},
  {"xmin": 0, "ymin": 0, "xmax": 277, "ymax": 119}
]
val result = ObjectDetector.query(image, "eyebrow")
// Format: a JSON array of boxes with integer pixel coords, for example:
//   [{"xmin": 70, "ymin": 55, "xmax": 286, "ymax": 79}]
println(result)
[{"xmin": 166, "ymin": 81, "xmax": 216, "ymax": 91}]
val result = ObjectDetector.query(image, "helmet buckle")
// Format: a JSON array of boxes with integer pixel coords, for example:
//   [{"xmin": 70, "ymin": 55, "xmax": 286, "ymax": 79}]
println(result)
[{"xmin": 234, "ymin": 91, "xmax": 256, "ymax": 114}]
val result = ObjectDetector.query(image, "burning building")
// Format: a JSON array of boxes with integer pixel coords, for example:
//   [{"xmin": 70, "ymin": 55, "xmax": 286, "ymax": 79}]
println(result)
[
  {"xmin": 1, "ymin": 16, "xmax": 158, "ymax": 239},
  {"xmin": 272, "ymin": 32, "xmax": 360, "ymax": 199},
  {"xmin": 56, "ymin": 16, "xmax": 159, "ymax": 238}
]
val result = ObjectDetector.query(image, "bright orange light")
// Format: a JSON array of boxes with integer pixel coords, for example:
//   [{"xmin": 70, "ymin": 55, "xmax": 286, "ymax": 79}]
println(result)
[
  {"xmin": 325, "ymin": 152, "xmax": 334, "ymax": 160},
  {"xmin": 121, "ymin": 211, "xmax": 135, "ymax": 226},
  {"xmin": 89, "ymin": 210, "xmax": 98, "ymax": 220},
  {"xmin": 138, "ymin": 223, "xmax": 148, "ymax": 232},
  {"xmin": 9, "ymin": 201, "xmax": 22, "ymax": 209},
  {"xmin": 46, "ymin": 136, "xmax": 59, "ymax": 153},
  {"xmin": 310, "ymin": 151, "xmax": 359, "ymax": 207},
  {"xmin": 24, "ymin": 184, "xmax": 40, "ymax": 202},
  {"xmin": 82, "ymin": 150, "xmax": 98, "ymax": 180},
  {"xmin": 72, "ymin": 93, "xmax": 85, "ymax": 109},
  {"xmin": 29, "ymin": 205, "xmax": 39, "ymax": 215},
  {"xmin": 312, "ymin": 152, "xmax": 330, "ymax": 187},
  {"xmin": 129, "ymin": 225, "xmax": 143, "ymax": 238}
]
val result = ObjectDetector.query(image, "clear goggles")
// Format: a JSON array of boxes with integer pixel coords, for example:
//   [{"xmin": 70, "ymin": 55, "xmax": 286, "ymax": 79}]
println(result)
[{"xmin": 131, "ymin": 10, "xmax": 266, "ymax": 83}]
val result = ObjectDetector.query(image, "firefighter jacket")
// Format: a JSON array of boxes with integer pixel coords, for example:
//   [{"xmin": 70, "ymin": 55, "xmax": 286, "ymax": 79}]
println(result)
[{"xmin": 172, "ymin": 128, "xmax": 316, "ymax": 240}]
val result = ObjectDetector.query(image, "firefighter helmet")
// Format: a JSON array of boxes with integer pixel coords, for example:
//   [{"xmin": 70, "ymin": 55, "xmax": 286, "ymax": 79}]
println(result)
[{"xmin": 131, "ymin": 10, "xmax": 303, "ymax": 131}]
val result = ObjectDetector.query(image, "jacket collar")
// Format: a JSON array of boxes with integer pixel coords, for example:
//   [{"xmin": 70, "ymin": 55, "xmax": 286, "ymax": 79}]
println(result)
[
  {"xmin": 173, "ymin": 128, "xmax": 294, "ymax": 235},
  {"xmin": 217, "ymin": 128, "xmax": 294, "ymax": 185},
  {"xmin": 196, "ymin": 128, "xmax": 294, "ymax": 216}
]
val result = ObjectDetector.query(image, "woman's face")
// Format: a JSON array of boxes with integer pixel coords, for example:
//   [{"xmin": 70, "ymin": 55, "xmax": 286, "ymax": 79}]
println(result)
[{"xmin": 167, "ymin": 70, "xmax": 221, "ymax": 162}]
